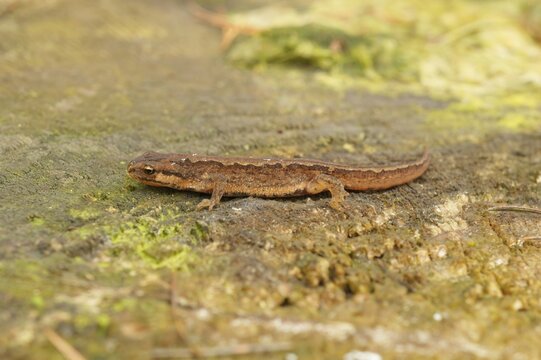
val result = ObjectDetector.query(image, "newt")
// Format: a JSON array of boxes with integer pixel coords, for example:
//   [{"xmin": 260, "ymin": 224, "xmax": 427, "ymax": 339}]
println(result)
[{"xmin": 127, "ymin": 149, "xmax": 430, "ymax": 211}]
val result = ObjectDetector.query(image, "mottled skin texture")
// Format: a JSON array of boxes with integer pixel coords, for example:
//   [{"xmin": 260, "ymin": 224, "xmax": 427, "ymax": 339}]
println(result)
[{"xmin": 127, "ymin": 150, "xmax": 430, "ymax": 210}]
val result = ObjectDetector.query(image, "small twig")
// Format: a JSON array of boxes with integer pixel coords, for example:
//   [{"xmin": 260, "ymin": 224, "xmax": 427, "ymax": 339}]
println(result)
[
  {"xmin": 152, "ymin": 342, "xmax": 292, "ymax": 359},
  {"xmin": 0, "ymin": 0, "xmax": 23, "ymax": 18},
  {"xmin": 187, "ymin": 1, "xmax": 259, "ymax": 49},
  {"xmin": 170, "ymin": 273, "xmax": 187, "ymax": 343},
  {"xmin": 489, "ymin": 206, "xmax": 541, "ymax": 245},
  {"xmin": 488, "ymin": 205, "xmax": 541, "ymax": 215},
  {"xmin": 187, "ymin": 1, "xmax": 259, "ymax": 33},
  {"xmin": 522, "ymin": 236, "xmax": 541, "ymax": 242},
  {"xmin": 44, "ymin": 328, "xmax": 87, "ymax": 360}
]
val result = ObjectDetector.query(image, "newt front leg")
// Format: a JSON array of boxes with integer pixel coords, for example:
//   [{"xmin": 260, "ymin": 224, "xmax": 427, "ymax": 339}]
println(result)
[{"xmin": 196, "ymin": 181, "xmax": 225, "ymax": 211}]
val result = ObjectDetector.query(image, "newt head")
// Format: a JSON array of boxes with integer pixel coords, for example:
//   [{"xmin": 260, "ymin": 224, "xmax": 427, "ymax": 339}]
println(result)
[{"xmin": 127, "ymin": 151, "xmax": 170, "ymax": 187}]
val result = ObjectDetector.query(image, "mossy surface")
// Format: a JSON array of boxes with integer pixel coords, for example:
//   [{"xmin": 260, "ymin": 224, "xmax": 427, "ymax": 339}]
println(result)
[{"xmin": 1, "ymin": 0, "xmax": 540, "ymax": 359}]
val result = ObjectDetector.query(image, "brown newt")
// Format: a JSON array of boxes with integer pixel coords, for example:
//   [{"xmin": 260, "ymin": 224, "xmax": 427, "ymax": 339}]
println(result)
[{"xmin": 127, "ymin": 149, "xmax": 430, "ymax": 210}]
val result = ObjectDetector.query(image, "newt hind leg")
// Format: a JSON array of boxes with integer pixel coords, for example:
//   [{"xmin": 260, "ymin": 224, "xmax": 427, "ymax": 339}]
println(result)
[{"xmin": 306, "ymin": 174, "xmax": 349, "ymax": 211}]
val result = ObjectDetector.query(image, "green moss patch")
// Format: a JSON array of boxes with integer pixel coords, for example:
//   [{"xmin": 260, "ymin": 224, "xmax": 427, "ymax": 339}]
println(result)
[
  {"xmin": 228, "ymin": 24, "xmax": 420, "ymax": 83},
  {"xmin": 107, "ymin": 211, "xmax": 200, "ymax": 270},
  {"xmin": 425, "ymin": 95, "xmax": 541, "ymax": 139}
]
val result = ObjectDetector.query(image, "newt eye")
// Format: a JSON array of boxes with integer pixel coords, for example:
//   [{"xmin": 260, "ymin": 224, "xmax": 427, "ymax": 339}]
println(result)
[{"xmin": 143, "ymin": 166, "xmax": 155, "ymax": 175}]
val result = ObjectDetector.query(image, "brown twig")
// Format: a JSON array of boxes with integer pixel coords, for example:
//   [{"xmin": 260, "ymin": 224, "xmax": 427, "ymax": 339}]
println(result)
[
  {"xmin": 170, "ymin": 272, "xmax": 187, "ymax": 343},
  {"xmin": 488, "ymin": 205, "xmax": 541, "ymax": 215},
  {"xmin": 187, "ymin": 1, "xmax": 259, "ymax": 50},
  {"xmin": 44, "ymin": 328, "xmax": 87, "ymax": 360},
  {"xmin": 151, "ymin": 342, "xmax": 292, "ymax": 359},
  {"xmin": 522, "ymin": 236, "xmax": 541, "ymax": 242},
  {"xmin": 489, "ymin": 205, "xmax": 541, "ymax": 245},
  {"xmin": 0, "ymin": 0, "xmax": 23, "ymax": 18}
]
